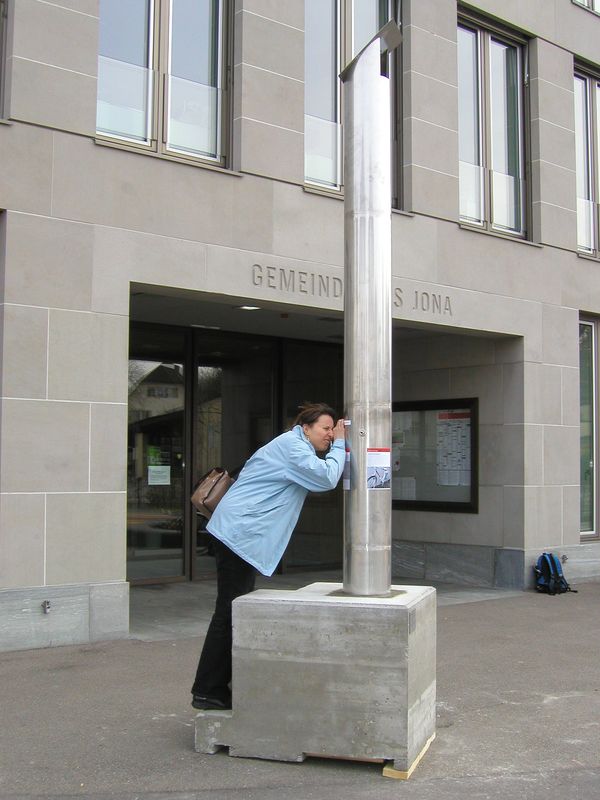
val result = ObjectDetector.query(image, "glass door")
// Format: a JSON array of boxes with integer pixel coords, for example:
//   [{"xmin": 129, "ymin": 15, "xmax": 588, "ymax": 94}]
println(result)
[
  {"xmin": 126, "ymin": 323, "xmax": 346, "ymax": 581},
  {"xmin": 127, "ymin": 326, "xmax": 187, "ymax": 581}
]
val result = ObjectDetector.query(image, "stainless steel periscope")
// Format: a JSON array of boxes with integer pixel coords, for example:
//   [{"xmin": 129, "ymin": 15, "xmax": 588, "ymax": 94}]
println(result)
[{"xmin": 340, "ymin": 22, "xmax": 402, "ymax": 597}]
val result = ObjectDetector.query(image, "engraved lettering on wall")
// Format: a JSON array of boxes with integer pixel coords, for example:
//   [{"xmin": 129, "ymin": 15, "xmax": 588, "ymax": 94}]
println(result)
[
  {"xmin": 253, "ymin": 265, "xmax": 454, "ymax": 319},
  {"xmin": 251, "ymin": 264, "xmax": 343, "ymax": 299},
  {"xmin": 411, "ymin": 290, "xmax": 453, "ymax": 317}
]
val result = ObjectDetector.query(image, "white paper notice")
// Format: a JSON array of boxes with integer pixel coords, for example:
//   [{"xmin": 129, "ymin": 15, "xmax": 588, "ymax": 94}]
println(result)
[
  {"xmin": 436, "ymin": 411, "xmax": 470, "ymax": 487},
  {"xmin": 148, "ymin": 465, "xmax": 171, "ymax": 486},
  {"xmin": 367, "ymin": 448, "xmax": 391, "ymax": 489},
  {"xmin": 399, "ymin": 476, "xmax": 416, "ymax": 500}
]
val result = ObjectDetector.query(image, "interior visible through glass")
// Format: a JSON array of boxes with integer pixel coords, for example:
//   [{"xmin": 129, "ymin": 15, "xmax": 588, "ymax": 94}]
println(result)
[
  {"xmin": 127, "ymin": 357, "xmax": 185, "ymax": 580},
  {"xmin": 580, "ymin": 322, "xmax": 595, "ymax": 533}
]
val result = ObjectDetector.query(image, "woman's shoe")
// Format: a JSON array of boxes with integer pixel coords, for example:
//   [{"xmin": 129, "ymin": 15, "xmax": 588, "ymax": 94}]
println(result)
[{"xmin": 191, "ymin": 694, "xmax": 232, "ymax": 711}]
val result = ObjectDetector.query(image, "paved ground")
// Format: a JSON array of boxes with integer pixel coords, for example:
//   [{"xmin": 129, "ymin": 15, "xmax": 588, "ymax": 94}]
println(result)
[{"xmin": 1, "ymin": 575, "xmax": 599, "ymax": 799}]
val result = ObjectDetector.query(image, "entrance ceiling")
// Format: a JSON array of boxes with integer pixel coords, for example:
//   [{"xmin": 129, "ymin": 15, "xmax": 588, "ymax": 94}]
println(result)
[
  {"xmin": 130, "ymin": 285, "xmax": 443, "ymax": 344},
  {"xmin": 130, "ymin": 286, "xmax": 344, "ymax": 343}
]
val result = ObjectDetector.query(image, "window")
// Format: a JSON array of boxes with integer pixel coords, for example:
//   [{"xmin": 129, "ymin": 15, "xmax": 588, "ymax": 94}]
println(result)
[
  {"xmin": 574, "ymin": 73, "xmax": 600, "ymax": 255},
  {"xmin": 304, "ymin": 0, "xmax": 340, "ymax": 188},
  {"xmin": 97, "ymin": 0, "xmax": 228, "ymax": 165},
  {"xmin": 392, "ymin": 399, "xmax": 478, "ymax": 513},
  {"xmin": 97, "ymin": 1, "xmax": 154, "ymax": 144},
  {"xmin": 580, "ymin": 320, "xmax": 599, "ymax": 538},
  {"xmin": 304, "ymin": 0, "xmax": 401, "ymax": 198},
  {"xmin": 0, "ymin": 0, "xmax": 8, "ymax": 118},
  {"xmin": 350, "ymin": 0, "xmax": 394, "ymax": 56},
  {"xmin": 574, "ymin": 1, "xmax": 600, "ymax": 12},
  {"xmin": 458, "ymin": 21, "xmax": 527, "ymax": 236},
  {"xmin": 147, "ymin": 386, "xmax": 178, "ymax": 398}
]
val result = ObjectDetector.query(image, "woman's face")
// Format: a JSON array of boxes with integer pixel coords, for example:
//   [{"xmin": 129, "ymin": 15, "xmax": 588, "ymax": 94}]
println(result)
[{"xmin": 303, "ymin": 414, "xmax": 335, "ymax": 453}]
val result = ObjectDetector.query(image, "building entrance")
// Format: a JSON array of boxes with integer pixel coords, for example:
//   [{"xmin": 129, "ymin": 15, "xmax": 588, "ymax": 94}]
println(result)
[{"xmin": 127, "ymin": 323, "xmax": 343, "ymax": 583}]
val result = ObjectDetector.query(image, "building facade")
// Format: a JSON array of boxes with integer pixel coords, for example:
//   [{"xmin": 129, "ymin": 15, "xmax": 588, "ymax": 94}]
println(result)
[{"xmin": 1, "ymin": 0, "xmax": 600, "ymax": 651}]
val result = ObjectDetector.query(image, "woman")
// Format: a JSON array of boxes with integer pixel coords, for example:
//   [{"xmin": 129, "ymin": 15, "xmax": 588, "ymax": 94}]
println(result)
[{"xmin": 191, "ymin": 402, "xmax": 346, "ymax": 710}]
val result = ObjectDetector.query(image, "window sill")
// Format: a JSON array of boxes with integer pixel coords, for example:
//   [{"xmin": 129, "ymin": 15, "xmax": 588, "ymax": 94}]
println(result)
[
  {"xmin": 94, "ymin": 135, "xmax": 243, "ymax": 177},
  {"xmin": 577, "ymin": 250, "xmax": 600, "ymax": 262},
  {"xmin": 458, "ymin": 222, "xmax": 543, "ymax": 248},
  {"xmin": 303, "ymin": 183, "xmax": 344, "ymax": 200},
  {"xmin": 303, "ymin": 182, "xmax": 410, "ymax": 217}
]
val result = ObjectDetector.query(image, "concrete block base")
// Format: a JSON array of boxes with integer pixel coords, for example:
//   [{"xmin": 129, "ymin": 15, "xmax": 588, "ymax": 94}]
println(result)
[{"xmin": 195, "ymin": 582, "xmax": 436, "ymax": 774}]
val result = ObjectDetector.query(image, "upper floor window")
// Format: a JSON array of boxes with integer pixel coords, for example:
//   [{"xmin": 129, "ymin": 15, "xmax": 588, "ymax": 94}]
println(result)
[
  {"xmin": 574, "ymin": 1, "xmax": 600, "ymax": 12},
  {"xmin": 0, "ymin": 0, "xmax": 8, "ymax": 118},
  {"xmin": 574, "ymin": 73, "xmax": 600, "ymax": 256},
  {"xmin": 350, "ymin": 0, "xmax": 393, "ymax": 56},
  {"xmin": 304, "ymin": 0, "xmax": 340, "ymax": 188},
  {"xmin": 304, "ymin": 0, "xmax": 401, "ymax": 200},
  {"xmin": 458, "ymin": 22, "xmax": 527, "ymax": 237},
  {"xmin": 97, "ymin": 0, "xmax": 228, "ymax": 165}
]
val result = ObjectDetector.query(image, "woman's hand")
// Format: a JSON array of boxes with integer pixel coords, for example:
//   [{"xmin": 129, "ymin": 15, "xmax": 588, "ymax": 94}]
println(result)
[{"xmin": 333, "ymin": 418, "xmax": 346, "ymax": 441}]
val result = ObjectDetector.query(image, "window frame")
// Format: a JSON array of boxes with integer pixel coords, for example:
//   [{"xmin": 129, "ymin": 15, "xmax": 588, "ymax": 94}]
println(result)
[
  {"xmin": 457, "ymin": 13, "xmax": 529, "ymax": 239},
  {"xmin": 391, "ymin": 397, "xmax": 479, "ymax": 514},
  {"xmin": 573, "ymin": 0, "xmax": 600, "ymax": 15},
  {"xmin": 96, "ymin": 0, "xmax": 157, "ymax": 149},
  {"xmin": 161, "ymin": 0, "xmax": 227, "ymax": 163},
  {"xmin": 0, "ymin": 0, "xmax": 9, "ymax": 119},
  {"xmin": 574, "ymin": 69, "xmax": 600, "ymax": 257},
  {"xmin": 304, "ymin": 0, "xmax": 342, "ymax": 191},
  {"xmin": 96, "ymin": 0, "xmax": 231, "ymax": 169},
  {"xmin": 580, "ymin": 317, "xmax": 600, "ymax": 540},
  {"xmin": 304, "ymin": 0, "xmax": 403, "ymax": 207}
]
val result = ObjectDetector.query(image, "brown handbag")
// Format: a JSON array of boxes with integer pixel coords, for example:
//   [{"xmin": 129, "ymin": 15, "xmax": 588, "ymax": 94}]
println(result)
[{"xmin": 191, "ymin": 467, "xmax": 233, "ymax": 518}]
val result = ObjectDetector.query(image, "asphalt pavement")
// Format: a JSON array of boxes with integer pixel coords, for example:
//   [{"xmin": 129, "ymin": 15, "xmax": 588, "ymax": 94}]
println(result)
[{"xmin": 1, "ymin": 576, "xmax": 599, "ymax": 800}]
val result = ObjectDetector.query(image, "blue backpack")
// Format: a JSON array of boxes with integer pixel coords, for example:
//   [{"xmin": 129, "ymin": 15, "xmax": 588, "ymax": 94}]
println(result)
[{"xmin": 533, "ymin": 552, "xmax": 577, "ymax": 595}]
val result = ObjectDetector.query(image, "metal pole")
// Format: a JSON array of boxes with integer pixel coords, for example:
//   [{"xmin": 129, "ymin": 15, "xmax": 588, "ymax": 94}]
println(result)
[{"xmin": 340, "ymin": 23, "xmax": 401, "ymax": 596}]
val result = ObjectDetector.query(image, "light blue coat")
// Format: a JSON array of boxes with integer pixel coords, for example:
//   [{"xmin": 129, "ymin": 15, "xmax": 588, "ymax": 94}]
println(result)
[{"xmin": 207, "ymin": 425, "xmax": 345, "ymax": 576}]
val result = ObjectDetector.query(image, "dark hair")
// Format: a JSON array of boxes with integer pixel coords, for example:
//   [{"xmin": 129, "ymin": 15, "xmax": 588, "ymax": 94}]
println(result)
[{"xmin": 292, "ymin": 402, "xmax": 337, "ymax": 427}]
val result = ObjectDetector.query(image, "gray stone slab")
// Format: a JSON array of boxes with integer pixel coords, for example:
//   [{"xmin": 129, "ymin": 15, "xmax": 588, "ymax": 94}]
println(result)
[
  {"xmin": 425, "ymin": 543, "xmax": 495, "ymax": 587},
  {"xmin": 392, "ymin": 540, "xmax": 426, "ymax": 579},
  {"xmin": 0, "ymin": 584, "xmax": 89, "ymax": 651},
  {"xmin": 90, "ymin": 581, "xmax": 129, "ymax": 642},
  {"xmin": 0, "ymin": 581, "xmax": 130, "ymax": 651},
  {"xmin": 494, "ymin": 548, "xmax": 525, "ymax": 589},
  {"xmin": 195, "ymin": 582, "xmax": 436, "ymax": 772}
]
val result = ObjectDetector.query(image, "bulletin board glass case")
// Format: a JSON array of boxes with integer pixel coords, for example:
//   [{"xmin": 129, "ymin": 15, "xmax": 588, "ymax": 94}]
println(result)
[{"xmin": 392, "ymin": 398, "xmax": 478, "ymax": 513}]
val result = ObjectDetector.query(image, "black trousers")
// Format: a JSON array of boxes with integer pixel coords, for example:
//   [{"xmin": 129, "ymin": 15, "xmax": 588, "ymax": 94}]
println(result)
[{"xmin": 191, "ymin": 537, "xmax": 256, "ymax": 701}]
